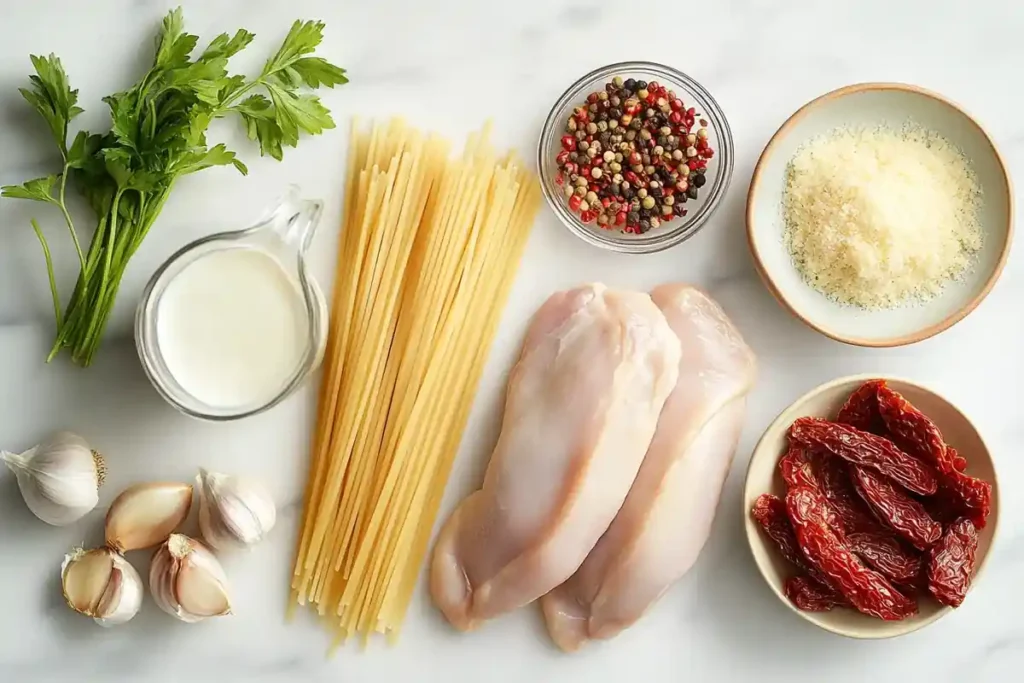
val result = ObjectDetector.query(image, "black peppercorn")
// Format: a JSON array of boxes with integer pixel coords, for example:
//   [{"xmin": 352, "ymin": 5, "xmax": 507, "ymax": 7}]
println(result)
[
  {"xmin": 640, "ymin": 208, "xmax": 652, "ymax": 219},
  {"xmin": 630, "ymin": 118, "xmax": 642, "ymax": 130},
  {"xmin": 623, "ymin": 78, "xmax": 637, "ymax": 91},
  {"xmin": 623, "ymin": 187, "xmax": 635, "ymax": 200},
  {"xmin": 627, "ymin": 211, "xmax": 640, "ymax": 224},
  {"xmin": 651, "ymin": 186, "xmax": 664, "ymax": 199},
  {"xmin": 609, "ymin": 107, "xmax": 622, "ymax": 119},
  {"xmin": 693, "ymin": 174, "xmax": 706, "ymax": 188},
  {"xmin": 635, "ymin": 80, "xmax": 648, "ymax": 91},
  {"xmin": 569, "ymin": 152, "xmax": 579, "ymax": 163},
  {"xmin": 639, "ymin": 219, "xmax": 651, "ymax": 233},
  {"xmin": 687, "ymin": 185, "xmax": 699, "ymax": 199},
  {"xmin": 657, "ymin": 135, "xmax": 668, "ymax": 147}
]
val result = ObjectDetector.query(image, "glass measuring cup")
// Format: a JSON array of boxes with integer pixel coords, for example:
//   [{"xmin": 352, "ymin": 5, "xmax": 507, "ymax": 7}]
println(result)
[{"xmin": 135, "ymin": 186, "xmax": 329, "ymax": 421}]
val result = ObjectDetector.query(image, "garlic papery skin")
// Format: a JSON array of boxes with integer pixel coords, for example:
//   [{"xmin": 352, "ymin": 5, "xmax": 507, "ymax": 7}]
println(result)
[
  {"xmin": 150, "ymin": 534, "xmax": 231, "ymax": 622},
  {"xmin": 197, "ymin": 469, "xmax": 276, "ymax": 551},
  {"xmin": 2, "ymin": 431, "xmax": 106, "ymax": 526},
  {"xmin": 60, "ymin": 547, "xmax": 142, "ymax": 627},
  {"xmin": 104, "ymin": 481, "xmax": 193, "ymax": 552}
]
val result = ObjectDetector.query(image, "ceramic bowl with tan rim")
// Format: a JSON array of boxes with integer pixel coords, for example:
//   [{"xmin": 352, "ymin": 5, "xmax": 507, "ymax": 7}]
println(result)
[
  {"xmin": 743, "ymin": 374, "xmax": 999, "ymax": 639},
  {"xmin": 747, "ymin": 83, "xmax": 1013, "ymax": 347}
]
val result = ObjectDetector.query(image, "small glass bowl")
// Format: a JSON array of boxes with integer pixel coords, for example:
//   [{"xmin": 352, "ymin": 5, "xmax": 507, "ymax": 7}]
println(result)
[{"xmin": 538, "ymin": 61, "xmax": 734, "ymax": 254}]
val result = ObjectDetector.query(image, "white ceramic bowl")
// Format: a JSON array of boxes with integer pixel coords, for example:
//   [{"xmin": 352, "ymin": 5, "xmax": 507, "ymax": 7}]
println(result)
[
  {"xmin": 747, "ymin": 83, "xmax": 1013, "ymax": 347},
  {"xmin": 743, "ymin": 374, "xmax": 999, "ymax": 639}
]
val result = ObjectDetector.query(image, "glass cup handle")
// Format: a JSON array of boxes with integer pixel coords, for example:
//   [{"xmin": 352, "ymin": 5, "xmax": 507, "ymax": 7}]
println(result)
[{"xmin": 265, "ymin": 185, "xmax": 324, "ymax": 255}]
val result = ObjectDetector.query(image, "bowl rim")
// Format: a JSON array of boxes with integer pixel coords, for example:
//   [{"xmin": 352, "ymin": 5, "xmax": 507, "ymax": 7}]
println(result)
[
  {"xmin": 537, "ymin": 60, "xmax": 735, "ymax": 254},
  {"xmin": 742, "ymin": 373, "xmax": 1001, "ymax": 639},
  {"xmin": 745, "ymin": 82, "xmax": 1015, "ymax": 347}
]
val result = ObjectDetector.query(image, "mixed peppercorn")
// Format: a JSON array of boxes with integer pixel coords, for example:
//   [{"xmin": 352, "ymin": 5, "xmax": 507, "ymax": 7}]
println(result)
[{"xmin": 555, "ymin": 76, "xmax": 714, "ymax": 234}]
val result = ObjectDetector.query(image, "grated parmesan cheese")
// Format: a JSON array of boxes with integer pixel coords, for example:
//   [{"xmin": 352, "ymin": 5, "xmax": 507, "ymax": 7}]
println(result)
[{"xmin": 782, "ymin": 125, "xmax": 983, "ymax": 309}]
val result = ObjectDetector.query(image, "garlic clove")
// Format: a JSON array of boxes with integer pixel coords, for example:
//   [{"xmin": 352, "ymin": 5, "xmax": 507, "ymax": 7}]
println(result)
[
  {"xmin": 150, "ymin": 534, "xmax": 231, "ymax": 622},
  {"xmin": 177, "ymin": 558, "xmax": 232, "ymax": 617},
  {"xmin": 95, "ymin": 554, "xmax": 143, "ymax": 627},
  {"xmin": 196, "ymin": 469, "xmax": 276, "ymax": 551},
  {"xmin": 95, "ymin": 564, "xmax": 124, "ymax": 618},
  {"xmin": 62, "ymin": 548, "xmax": 113, "ymax": 614},
  {"xmin": 60, "ymin": 547, "xmax": 142, "ymax": 627},
  {"xmin": 2, "ymin": 431, "xmax": 105, "ymax": 526},
  {"xmin": 105, "ymin": 481, "xmax": 193, "ymax": 552}
]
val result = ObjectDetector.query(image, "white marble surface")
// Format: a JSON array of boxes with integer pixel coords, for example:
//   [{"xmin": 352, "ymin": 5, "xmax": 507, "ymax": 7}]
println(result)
[{"xmin": 1, "ymin": 1, "xmax": 1022, "ymax": 681}]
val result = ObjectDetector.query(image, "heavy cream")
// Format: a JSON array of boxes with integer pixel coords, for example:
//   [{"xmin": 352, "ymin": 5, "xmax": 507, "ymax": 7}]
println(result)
[{"xmin": 155, "ymin": 246, "xmax": 307, "ymax": 410}]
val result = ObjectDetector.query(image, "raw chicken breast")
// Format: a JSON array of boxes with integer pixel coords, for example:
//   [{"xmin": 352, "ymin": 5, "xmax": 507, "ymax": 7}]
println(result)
[
  {"xmin": 430, "ymin": 283, "xmax": 682, "ymax": 631},
  {"xmin": 542, "ymin": 284, "xmax": 756, "ymax": 651}
]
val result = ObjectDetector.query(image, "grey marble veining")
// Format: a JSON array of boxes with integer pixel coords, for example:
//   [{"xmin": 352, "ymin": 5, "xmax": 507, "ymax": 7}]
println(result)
[{"xmin": 1, "ymin": 1, "xmax": 1022, "ymax": 681}]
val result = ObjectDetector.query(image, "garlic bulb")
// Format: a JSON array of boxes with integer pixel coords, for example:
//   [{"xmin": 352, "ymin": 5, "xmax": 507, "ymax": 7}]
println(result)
[
  {"xmin": 105, "ymin": 481, "xmax": 193, "ymax": 552},
  {"xmin": 150, "ymin": 534, "xmax": 231, "ymax": 622},
  {"xmin": 2, "ymin": 431, "xmax": 106, "ymax": 526},
  {"xmin": 61, "ymin": 547, "xmax": 142, "ymax": 627},
  {"xmin": 197, "ymin": 469, "xmax": 276, "ymax": 551}
]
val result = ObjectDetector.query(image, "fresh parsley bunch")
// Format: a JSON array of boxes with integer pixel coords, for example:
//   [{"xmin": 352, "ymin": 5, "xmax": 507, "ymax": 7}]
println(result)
[{"xmin": 2, "ymin": 8, "xmax": 347, "ymax": 366}]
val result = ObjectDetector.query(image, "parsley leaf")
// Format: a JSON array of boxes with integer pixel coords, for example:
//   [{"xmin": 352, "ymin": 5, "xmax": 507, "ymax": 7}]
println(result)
[
  {"xmin": 169, "ymin": 143, "xmax": 247, "ymax": 176},
  {"xmin": 262, "ymin": 20, "xmax": 327, "ymax": 76},
  {"xmin": 18, "ymin": 54, "xmax": 83, "ymax": 158},
  {"xmin": 288, "ymin": 57, "xmax": 349, "ymax": 88},
  {"xmin": 200, "ymin": 29, "xmax": 255, "ymax": 61},
  {"xmin": 1, "ymin": 175, "xmax": 59, "ymax": 203},
  {"xmin": 153, "ymin": 8, "xmax": 197, "ymax": 70},
  {"xmin": 219, "ymin": 19, "xmax": 346, "ymax": 158}
]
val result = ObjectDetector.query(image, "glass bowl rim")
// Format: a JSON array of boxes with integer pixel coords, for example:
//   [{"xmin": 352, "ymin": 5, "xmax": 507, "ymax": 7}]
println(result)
[{"xmin": 537, "ymin": 60, "xmax": 735, "ymax": 254}]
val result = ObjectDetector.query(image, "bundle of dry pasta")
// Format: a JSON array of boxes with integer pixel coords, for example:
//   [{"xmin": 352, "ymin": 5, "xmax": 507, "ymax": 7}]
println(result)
[{"xmin": 289, "ymin": 119, "xmax": 540, "ymax": 649}]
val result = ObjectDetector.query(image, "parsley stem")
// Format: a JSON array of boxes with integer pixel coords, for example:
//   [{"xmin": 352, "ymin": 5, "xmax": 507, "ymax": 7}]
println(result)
[
  {"xmin": 30, "ymin": 218, "xmax": 63, "ymax": 329},
  {"xmin": 80, "ymin": 188, "xmax": 124, "ymax": 347},
  {"xmin": 57, "ymin": 166, "xmax": 88, "ymax": 279}
]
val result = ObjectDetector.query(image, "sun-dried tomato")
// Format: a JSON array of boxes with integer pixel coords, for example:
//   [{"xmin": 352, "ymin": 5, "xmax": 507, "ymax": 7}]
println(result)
[
  {"xmin": 876, "ymin": 384, "xmax": 955, "ymax": 475},
  {"xmin": 779, "ymin": 445, "xmax": 820, "ymax": 490},
  {"xmin": 778, "ymin": 447, "xmax": 843, "ymax": 534},
  {"xmin": 818, "ymin": 456, "xmax": 884, "ymax": 535},
  {"xmin": 948, "ymin": 447, "xmax": 968, "ymax": 473},
  {"xmin": 836, "ymin": 380, "xmax": 887, "ymax": 434},
  {"xmin": 784, "ymin": 575, "xmax": 847, "ymax": 612},
  {"xmin": 786, "ymin": 486, "xmax": 918, "ymax": 621},
  {"xmin": 752, "ymin": 493, "xmax": 833, "ymax": 588},
  {"xmin": 850, "ymin": 466, "xmax": 942, "ymax": 549},
  {"xmin": 927, "ymin": 518, "xmax": 978, "ymax": 608},
  {"xmin": 846, "ymin": 532, "xmax": 923, "ymax": 583},
  {"xmin": 788, "ymin": 417, "xmax": 938, "ymax": 495},
  {"xmin": 928, "ymin": 467, "xmax": 993, "ymax": 530}
]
